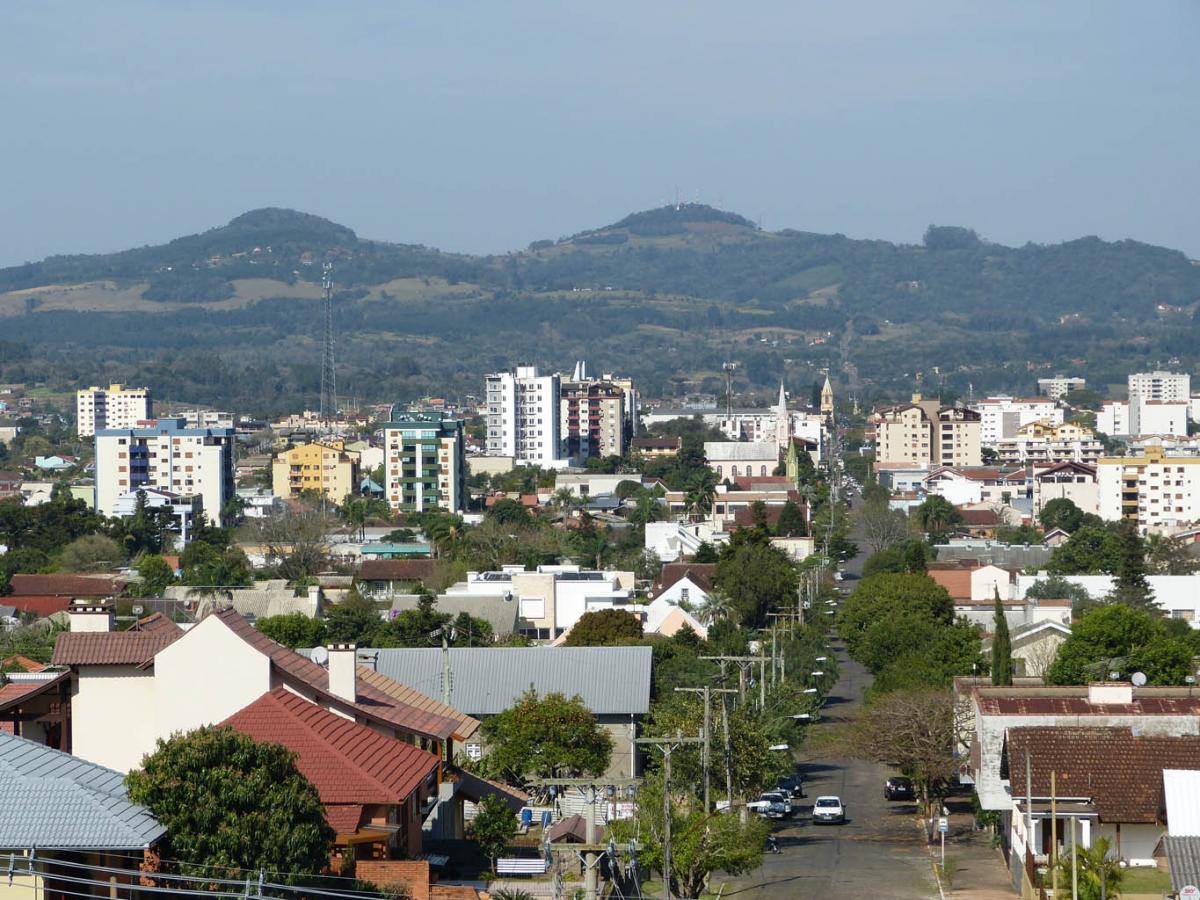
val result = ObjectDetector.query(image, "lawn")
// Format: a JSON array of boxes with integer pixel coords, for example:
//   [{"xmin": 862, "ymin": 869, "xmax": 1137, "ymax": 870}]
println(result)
[{"xmin": 1120, "ymin": 866, "xmax": 1172, "ymax": 895}]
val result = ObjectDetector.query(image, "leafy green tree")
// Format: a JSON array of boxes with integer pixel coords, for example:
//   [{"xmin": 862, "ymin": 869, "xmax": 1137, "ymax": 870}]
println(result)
[
  {"xmin": 256, "ymin": 612, "xmax": 329, "ymax": 649},
  {"xmin": 1145, "ymin": 533, "xmax": 1200, "ymax": 575},
  {"xmin": 914, "ymin": 495, "xmax": 962, "ymax": 541},
  {"xmin": 487, "ymin": 498, "xmax": 530, "ymax": 526},
  {"xmin": 691, "ymin": 542, "xmax": 719, "ymax": 563},
  {"xmin": 1039, "ymin": 498, "xmax": 1085, "ymax": 534},
  {"xmin": 480, "ymin": 689, "xmax": 612, "ymax": 786},
  {"xmin": 712, "ymin": 528, "xmax": 798, "ymax": 628},
  {"xmin": 324, "ymin": 603, "xmax": 382, "ymax": 645},
  {"xmin": 1047, "ymin": 525, "xmax": 1123, "ymax": 575},
  {"xmin": 135, "ymin": 554, "xmax": 176, "ymax": 596},
  {"xmin": 125, "ymin": 726, "xmax": 334, "ymax": 882},
  {"xmin": 57, "ymin": 533, "xmax": 124, "ymax": 572},
  {"xmin": 471, "ymin": 794, "xmax": 517, "ymax": 871},
  {"xmin": 775, "ymin": 500, "xmax": 807, "ymax": 537},
  {"xmin": 838, "ymin": 573, "xmax": 953, "ymax": 664},
  {"xmin": 563, "ymin": 609, "xmax": 643, "ymax": 646},
  {"xmin": 1045, "ymin": 604, "xmax": 1177, "ymax": 684},
  {"xmin": 180, "ymin": 542, "xmax": 253, "ymax": 588},
  {"xmin": 1108, "ymin": 520, "xmax": 1155, "ymax": 609},
  {"xmin": 991, "ymin": 589, "xmax": 1012, "ymax": 686},
  {"xmin": 1024, "ymin": 575, "xmax": 1094, "ymax": 613},
  {"xmin": 613, "ymin": 772, "xmax": 767, "ymax": 900}
]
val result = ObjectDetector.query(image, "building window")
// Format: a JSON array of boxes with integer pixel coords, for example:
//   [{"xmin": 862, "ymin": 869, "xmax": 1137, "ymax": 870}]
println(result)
[{"xmin": 465, "ymin": 742, "xmax": 483, "ymax": 761}]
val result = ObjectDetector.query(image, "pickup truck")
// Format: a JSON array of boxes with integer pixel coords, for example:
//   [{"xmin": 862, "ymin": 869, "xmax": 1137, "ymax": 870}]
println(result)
[{"xmin": 748, "ymin": 791, "xmax": 792, "ymax": 819}]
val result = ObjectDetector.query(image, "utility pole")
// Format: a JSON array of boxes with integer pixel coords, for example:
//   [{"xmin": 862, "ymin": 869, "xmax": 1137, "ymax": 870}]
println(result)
[
  {"xmin": 701, "ymin": 654, "xmax": 769, "ymax": 709},
  {"xmin": 636, "ymin": 731, "xmax": 703, "ymax": 900},
  {"xmin": 674, "ymin": 686, "xmax": 737, "ymax": 813},
  {"xmin": 534, "ymin": 777, "xmax": 641, "ymax": 900}
]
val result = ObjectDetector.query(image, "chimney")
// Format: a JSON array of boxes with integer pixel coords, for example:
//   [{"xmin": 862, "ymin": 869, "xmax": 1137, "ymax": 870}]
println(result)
[
  {"xmin": 1087, "ymin": 682, "xmax": 1133, "ymax": 706},
  {"xmin": 307, "ymin": 585, "xmax": 321, "ymax": 615},
  {"xmin": 68, "ymin": 598, "xmax": 114, "ymax": 633},
  {"xmin": 327, "ymin": 643, "xmax": 357, "ymax": 703}
]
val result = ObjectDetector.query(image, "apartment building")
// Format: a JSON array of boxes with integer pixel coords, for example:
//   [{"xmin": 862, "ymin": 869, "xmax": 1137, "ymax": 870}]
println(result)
[
  {"xmin": 1097, "ymin": 447, "xmax": 1200, "ymax": 532},
  {"xmin": 995, "ymin": 420, "xmax": 1103, "ymax": 466},
  {"xmin": 1098, "ymin": 398, "xmax": 1188, "ymax": 437},
  {"xmin": 272, "ymin": 440, "xmax": 360, "ymax": 505},
  {"xmin": 76, "ymin": 384, "xmax": 152, "ymax": 438},
  {"xmin": 972, "ymin": 395, "xmax": 1062, "ymax": 445},
  {"xmin": 560, "ymin": 380, "xmax": 626, "ymax": 459},
  {"xmin": 182, "ymin": 409, "xmax": 235, "ymax": 429},
  {"xmin": 1129, "ymin": 370, "xmax": 1191, "ymax": 403},
  {"xmin": 872, "ymin": 394, "xmax": 982, "ymax": 467},
  {"xmin": 94, "ymin": 418, "xmax": 234, "ymax": 521},
  {"xmin": 1030, "ymin": 461, "xmax": 1099, "ymax": 517},
  {"xmin": 382, "ymin": 412, "xmax": 466, "ymax": 513},
  {"xmin": 1036, "ymin": 376, "xmax": 1086, "ymax": 400},
  {"xmin": 484, "ymin": 366, "xmax": 564, "ymax": 466}
]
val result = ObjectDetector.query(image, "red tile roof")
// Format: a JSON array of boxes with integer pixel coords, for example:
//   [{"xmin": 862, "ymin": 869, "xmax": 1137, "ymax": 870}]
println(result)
[
  {"xmin": 357, "ymin": 560, "xmax": 446, "ymax": 585},
  {"xmin": 977, "ymin": 693, "xmax": 1200, "ymax": 717},
  {"xmin": 0, "ymin": 655, "xmax": 46, "ymax": 673},
  {"xmin": 1007, "ymin": 726, "xmax": 1200, "ymax": 823},
  {"xmin": 132, "ymin": 612, "xmax": 183, "ymax": 635},
  {"xmin": 224, "ymin": 688, "xmax": 440, "ymax": 805},
  {"xmin": 211, "ymin": 609, "xmax": 459, "ymax": 741},
  {"xmin": 8, "ymin": 574, "xmax": 127, "ymax": 597},
  {"xmin": 0, "ymin": 671, "xmax": 70, "ymax": 712},
  {"xmin": 2, "ymin": 596, "xmax": 73, "ymax": 618},
  {"xmin": 52, "ymin": 629, "xmax": 183, "ymax": 666},
  {"xmin": 324, "ymin": 804, "xmax": 364, "ymax": 835}
]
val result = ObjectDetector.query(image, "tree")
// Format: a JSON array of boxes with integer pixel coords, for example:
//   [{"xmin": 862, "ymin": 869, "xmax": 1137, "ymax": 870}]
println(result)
[
  {"xmin": 613, "ymin": 772, "xmax": 767, "ymax": 900},
  {"xmin": 841, "ymin": 688, "xmax": 963, "ymax": 817},
  {"xmin": 1047, "ymin": 525, "xmax": 1122, "ymax": 575},
  {"xmin": 125, "ymin": 726, "xmax": 334, "ymax": 881},
  {"xmin": 863, "ymin": 539, "xmax": 931, "ymax": 577},
  {"xmin": 135, "ymin": 554, "xmax": 176, "ymax": 596},
  {"xmin": 1145, "ymin": 533, "xmax": 1200, "ymax": 575},
  {"xmin": 1024, "ymin": 575, "xmax": 1094, "ymax": 606},
  {"xmin": 991, "ymin": 589, "xmax": 1012, "ymax": 686},
  {"xmin": 1107, "ymin": 520, "xmax": 1155, "ymax": 609},
  {"xmin": 471, "ymin": 794, "xmax": 517, "ymax": 871},
  {"xmin": 256, "ymin": 612, "xmax": 329, "ymax": 649},
  {"xmin": 480, "ymin": 689, "xmax": 613, "ymax": 786},
  {"xmin": 838, "ymin": 573, "xmax": 953, "ymax": 664},
  {"xmin": 324, "ymin": 603, "xmax": 382, "ymax": 645},
  {"xmin": 245, "ymin": 509, "xmax": 333, "ymax": 584},
  {"xmin": 712, "ymin": 528, "xmax": 798, "ymax": 628},
  {"xmin": 775, "ymin": 500, "xmax": 807, "ymax": 537},
  {"xmin": 487, "ymin": 498, "xmax": 530, "ymax": 526},
  {"xmin": 914, "ymin": 495, "xmax": 962, "ymax": 541},
  {"xmin": 564, "ymin": 609, "xmax": 643, "ymax": 646},
  {"xmin": 1054, "ymin": 836, "xmax": 1122, "ymax": 900},
  {"xmin": 691, "ymin": 542, "xmax": 719, "ymax": 563},
  {"xmin": 855, "ymin": 496, "xmax": 910, "ymax": 555},
  {"xmin": 1039, "ymin": 497, "xmax": 1085, "ymax": 534},
  {"xmin": 1045, "ymin": 604, "xmax": 1168, "ymax": 684},
  {"xmin": 57, "ymin": 533, "xmax": 124, "ymax": 572}
]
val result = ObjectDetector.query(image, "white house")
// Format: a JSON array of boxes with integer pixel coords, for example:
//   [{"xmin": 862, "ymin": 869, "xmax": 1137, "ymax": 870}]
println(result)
[{"xmin": 1016, "ymin": 572, "xmax": 1200, "ymax": 624}]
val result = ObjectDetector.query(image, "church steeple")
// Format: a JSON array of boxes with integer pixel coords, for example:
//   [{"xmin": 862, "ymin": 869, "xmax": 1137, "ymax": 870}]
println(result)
[
  {"xmin": 776, "ymin": 382, "xmax": 790, "ymax": 452},
  {"xmin": 821, "ymin": 374, "xmax": 834, "ymax": 416}
]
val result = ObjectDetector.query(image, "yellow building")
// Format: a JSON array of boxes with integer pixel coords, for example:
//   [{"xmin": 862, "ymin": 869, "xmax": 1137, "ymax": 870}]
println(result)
[{"xmin": 272, "ymin": 440, "xmax": 360, "ymax": 504}]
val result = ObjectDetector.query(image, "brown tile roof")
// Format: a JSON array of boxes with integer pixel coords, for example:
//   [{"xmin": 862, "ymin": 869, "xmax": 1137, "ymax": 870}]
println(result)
[
  {"xmin": 0, "ymin": 655, "xmax": 46, "ymax": 673},
  {"xmin": 356, "ymin": 860, "xmax": 432, "ymax": 895},
  {"xmin": 959, "ymin": 508, "xmax": 1001, "ymax": 526},
  {"xmin": 132, "ymin": 612, "xmax": 183, "ymax": 635},
  {"xmin": 0, "ymin": 671, "xmax": 70, "ymax": 712},
  {"xmin": 357, "ymin": 667, "xmax": 481, "ymax": 741},
  {"xmin": 8, "ymin": 574, "xmax": 127, "ymax": 597},
  {"xmin": 631, "ymin": 437, "xmax": 681, "ymax": 450},
  {"xmin": 975, "ymin": 686, "xmax": 1200, "ymax": 717},
  {"xmin": 224, "ymin": 688, "xmax": 440, "ymax": 805},
  {"xmin": 1007, "ymin": 726, "xmax": 1200, "ymax": 823},
  {"xmin": 52, "ymin": 629, "xmax": 183, "ymax": 666},
  {"xmin": 657, "ymin": 563, "xmax": 715, "ymax": 596},
  {"xmin": 324, "ymin": 804, "xmax": 364, "ymax": 835},
  {"xmin": 357, "ymin": 559, "xmax": 446, "ymax": 585},
  {"xmin": 211, "ymin": 609, "xmax": 459, "ymax": 741},
  {"xmin": 2, "ymin": 596, "xmax": 72, "ymax": 618}
]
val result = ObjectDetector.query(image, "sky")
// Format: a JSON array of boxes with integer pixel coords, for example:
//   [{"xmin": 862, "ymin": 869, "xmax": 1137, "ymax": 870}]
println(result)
[{"xmin": 1, "ymin": 1, "xmax": 1198, "ymax": 266}]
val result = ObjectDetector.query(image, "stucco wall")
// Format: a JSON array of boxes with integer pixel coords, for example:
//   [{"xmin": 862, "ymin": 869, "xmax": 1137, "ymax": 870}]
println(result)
[
  {"xmin": 154, "ymin": 614, "xmax": 271, "ymax": 738},
  {"xmin": 72, "ymin": 664, "xmax": 158, "ymax": 772}
]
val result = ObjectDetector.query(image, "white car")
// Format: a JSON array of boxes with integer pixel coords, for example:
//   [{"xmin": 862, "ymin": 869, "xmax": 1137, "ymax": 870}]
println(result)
[{"xmin": 812, "ymin": 795, "xmax": 845, "ymax": 824}]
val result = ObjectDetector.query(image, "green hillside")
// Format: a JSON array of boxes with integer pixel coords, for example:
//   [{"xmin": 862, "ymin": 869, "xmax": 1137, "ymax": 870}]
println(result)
[{"xmin": 1, "ymin": 204, "xmax": 1198, "ymax": 414}]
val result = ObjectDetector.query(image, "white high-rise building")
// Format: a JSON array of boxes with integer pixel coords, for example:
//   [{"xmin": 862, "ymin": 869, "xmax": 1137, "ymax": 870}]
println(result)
[
  {"xmin": 484, "ymin": 366, "xmax": 565, "ymax": 466},
  {"xmin": 1097, "ymin": 448, "xmax": 1200, "ymax": 533},
  {"xmin": 76, "ymin": 384, "xmax": 152, "ymax": 438},
  {"xmin": 972, "ymin": 396, "xmax": 1062, "ymax": 446},
  {"xmin": 1129, "ymin": 371, "xmax": 1191, "ymax": 404},
  {"xmin": 94, "ymin": 418, "xmax": 235, "ymax": 522}
]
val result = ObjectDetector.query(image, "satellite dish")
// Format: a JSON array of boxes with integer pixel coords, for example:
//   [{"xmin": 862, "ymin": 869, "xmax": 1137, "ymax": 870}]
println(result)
[
  {"xmin": 311, "ymin": 646, "xmax": 329, "ymax": 666},
  {"xmin": 1132, "ymin": 671, "xmax": 1148, "ymax": 687}
]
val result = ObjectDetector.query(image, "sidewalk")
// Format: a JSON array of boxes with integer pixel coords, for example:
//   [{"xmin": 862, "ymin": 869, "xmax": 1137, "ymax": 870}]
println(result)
[{"xmin": 932, "ymin": 794, "xmax": 1018, "ymax": 899}]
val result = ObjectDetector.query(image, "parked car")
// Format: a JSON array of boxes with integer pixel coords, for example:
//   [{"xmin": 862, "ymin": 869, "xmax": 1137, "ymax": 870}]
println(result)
[
  {"xmin": 777, "ymin": 773, "xmax": 805, "ymax": 799},
  {"xmin": 812, "ymin": 795, "xmax": 846, "ymax": 824},
  {"xmin": 885, "ymin": 776, "xmax": 915, "ymax": 801},
  {"xmin": 749, "ymin": 791, "xmax": 790, "ymax": 819}
]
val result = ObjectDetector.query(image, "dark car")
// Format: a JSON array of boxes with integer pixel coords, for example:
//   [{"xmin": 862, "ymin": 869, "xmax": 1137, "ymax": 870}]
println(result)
[
  {"xmin": 776, "ymin": 773, "xmax": 805, "ymax": 799},
  {"xmin": 885, "ymin": 776, "xmax": 915, "ymax": 801}
]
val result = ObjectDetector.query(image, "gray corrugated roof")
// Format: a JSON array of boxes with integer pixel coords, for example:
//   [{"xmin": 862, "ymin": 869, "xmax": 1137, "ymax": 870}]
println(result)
[
  {"xmin": 0, "ymin": 732, "xmax": 166, "ymax": 849},
  {"xmin": 388, "ymin": 594, "xmax": 519, "ymax": 637},
  {"xmin": 365, "ymin": 646, "xmax": 652, "ymax": 716},
  {"xmin": 1165, "ymin": 836, "xmax": 1200, "ymax": 891}
]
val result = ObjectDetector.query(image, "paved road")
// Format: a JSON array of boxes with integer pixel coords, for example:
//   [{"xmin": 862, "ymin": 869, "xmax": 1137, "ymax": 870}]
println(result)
[{"xmin": 721, "ymin": 485, "xmax": 938, "ymax": 899}]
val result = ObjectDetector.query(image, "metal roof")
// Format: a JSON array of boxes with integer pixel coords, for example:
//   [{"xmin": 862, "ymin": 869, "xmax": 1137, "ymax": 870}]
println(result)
[
  {"xmin": 1165, "ymin": 836, "xmax": 1200, "ymax": 893},
  {"xmin": 365, "ymin": 646, "xmax": 652, "ymax": 716},
  {"xmin": 0, "ymin": 732, "xmax": 166, "ymax": 849}
]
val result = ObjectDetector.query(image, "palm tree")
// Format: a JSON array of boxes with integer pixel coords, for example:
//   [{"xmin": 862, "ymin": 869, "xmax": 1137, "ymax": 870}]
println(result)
[
  {"xmin": 1054, "ymin": 835, "xmax": 1121, "ymax": 900},
  {"xmin": 696, "ymin": 590, "xmax": 735, "ymax": 626},
  {"xmin": 550, "ymin": 487, "xmax": 577, "ymax": 517},
  {"xmin": 685, "ymin": 472, "xmax": 717, "ymax": 522}
]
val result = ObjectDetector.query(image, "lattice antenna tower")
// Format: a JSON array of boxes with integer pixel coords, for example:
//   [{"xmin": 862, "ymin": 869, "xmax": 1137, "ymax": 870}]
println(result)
[{"xmin": 320, "ymin": 263, "xmax": 336, "ymax": 422}]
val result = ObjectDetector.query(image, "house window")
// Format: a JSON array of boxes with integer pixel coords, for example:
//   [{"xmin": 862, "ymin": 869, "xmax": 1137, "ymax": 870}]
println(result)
[
  {"xmin": 1173, "ymin": 610, "xmax": 1195, "ymax": 622},
  {"xmin": 731, "ymin": 466, "xmax": 738, "ymax": 477},
  {"xmin": 680, "ymin": 588, "xmax": 690, "ymax": 602}
]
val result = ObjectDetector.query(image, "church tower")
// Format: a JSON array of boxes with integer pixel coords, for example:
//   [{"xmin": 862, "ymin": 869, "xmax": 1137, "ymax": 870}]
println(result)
[
  {"xmin": 775, "ymin": 382, "xmax": 790, "ymax": 453},
  {"xmin": 821, "ymin": 374, "xmax": 834, "ymax": 417}
]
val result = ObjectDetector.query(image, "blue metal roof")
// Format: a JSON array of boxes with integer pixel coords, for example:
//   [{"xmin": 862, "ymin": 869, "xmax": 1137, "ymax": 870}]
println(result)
[{"xmin": 0, "ymin": 732, "xmax": 166, "ymax": 849}]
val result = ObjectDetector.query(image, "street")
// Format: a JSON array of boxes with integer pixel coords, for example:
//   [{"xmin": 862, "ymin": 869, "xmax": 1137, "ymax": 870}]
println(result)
[{"xmin": 721, "ymin": 482, "xmax": 938, "ymax": 899}]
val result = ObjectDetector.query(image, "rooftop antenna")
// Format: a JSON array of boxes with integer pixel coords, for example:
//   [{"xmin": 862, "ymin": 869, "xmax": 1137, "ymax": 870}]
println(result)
[{"xmin": 320, "ymin": 263, "xmax": 337, "ymax": 423}]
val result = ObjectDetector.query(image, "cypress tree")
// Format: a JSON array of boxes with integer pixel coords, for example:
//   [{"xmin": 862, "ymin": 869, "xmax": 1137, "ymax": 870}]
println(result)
[{"xmin": 991, "ymin": 586, "xmax": 1013, "ymax": 686}]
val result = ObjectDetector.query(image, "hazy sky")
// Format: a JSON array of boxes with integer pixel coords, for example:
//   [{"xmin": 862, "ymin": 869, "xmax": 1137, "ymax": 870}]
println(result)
[{"xmin": 2, "ymin": 2, "xmax": 1197, "ymax": 266}]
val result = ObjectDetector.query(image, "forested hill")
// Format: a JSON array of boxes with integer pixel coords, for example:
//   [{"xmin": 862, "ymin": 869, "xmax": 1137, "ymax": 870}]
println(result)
[{"xmin": 1, "ymin": 204, "xmax": 1198, "ymax": 412}]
